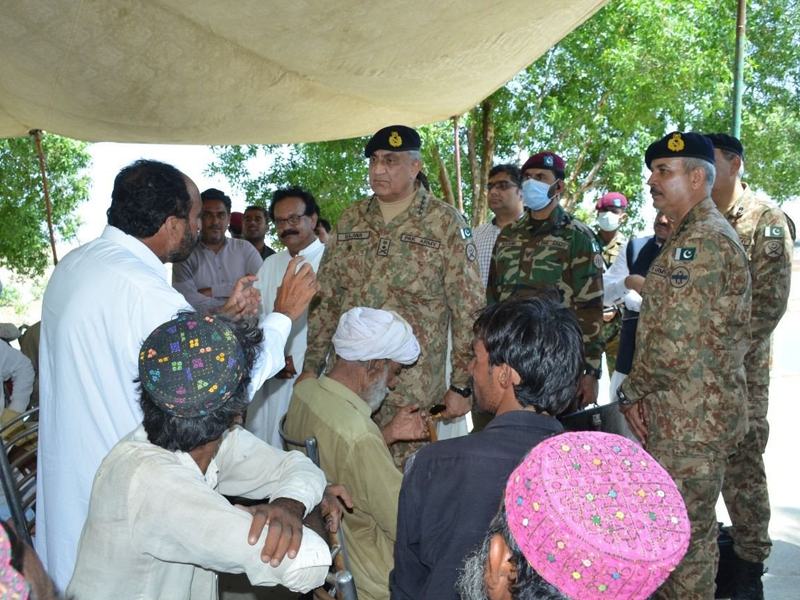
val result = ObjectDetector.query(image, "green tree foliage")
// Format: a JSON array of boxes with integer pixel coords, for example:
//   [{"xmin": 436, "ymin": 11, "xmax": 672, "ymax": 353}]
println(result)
[
  {"xmin": 0, "ymin": 134, "xmax": 91, "ymax": 276},
  {"xmin": 208, "ymin": 0, "xmax": 800, "ymax": 235}
]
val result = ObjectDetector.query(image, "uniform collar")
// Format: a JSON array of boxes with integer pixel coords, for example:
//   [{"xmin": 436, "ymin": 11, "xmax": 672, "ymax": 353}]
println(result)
[
  {"xmin": 366, "ymin": 183, "xmax": 431, "ymax": 220},
  {"xmin": 724, "ymin": 182, "xmax": 752, "ymax": 221}
]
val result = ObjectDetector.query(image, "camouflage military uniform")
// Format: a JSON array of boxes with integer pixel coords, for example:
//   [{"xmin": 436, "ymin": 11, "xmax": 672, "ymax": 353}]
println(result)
[
  {"xmin": 620, "ymin": 197, "xmax": 752, "ymax": 600},
  {"xmin": 488, "ymin": 204, "xmax": 604, "ymax": 373},
  {"xmin": 596, "ymin": 231, "xmax": 625, "ymax": 375},
  {"xmin": 721, "ymin": 183, "xmax": 793, "ymax": 564},
  {"xmin": 304, "ymin": 185, "xmax": 484, "ymax": 468}
]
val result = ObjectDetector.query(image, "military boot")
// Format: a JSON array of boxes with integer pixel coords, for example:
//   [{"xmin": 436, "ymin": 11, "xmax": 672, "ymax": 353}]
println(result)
[{"xmin": 732, "ymin": 559, "xmax": 766, "ymax": 600}]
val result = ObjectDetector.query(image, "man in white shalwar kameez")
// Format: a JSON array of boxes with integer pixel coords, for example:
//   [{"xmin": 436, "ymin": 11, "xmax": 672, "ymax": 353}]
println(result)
[
  {"xmin": 36, "ymin": 161, "xmax": 320, "ymax": 591},
  {"xmin": 247, "ymin": 187, "xmax": 325, "ymax": 447}
]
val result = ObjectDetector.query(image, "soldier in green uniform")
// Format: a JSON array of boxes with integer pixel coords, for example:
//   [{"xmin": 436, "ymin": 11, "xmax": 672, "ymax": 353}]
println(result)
[
  {"xmin": 488, "ymin": 151, "xmax": 604, "ymax": 407},
  {"xmin": 594, "ymin": 192, "xmax": 628, "ymax": 376},
  {"xmin": 705, "ymin": 133, "xmax": 794, "ymax": 600},
  {"xmin": 618, "ymin": 132, "xmax": 752, "ymax": 600},
  {"xmin": 302, "ymin": 125, "xmax": 484, "ymax": 468}
]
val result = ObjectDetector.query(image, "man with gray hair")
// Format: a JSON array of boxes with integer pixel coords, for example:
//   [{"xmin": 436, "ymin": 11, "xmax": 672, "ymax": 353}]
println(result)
[
  {"xmin": 286, "ymin": 307, "xmax": 428, "ymax": 600},
  {"xmin": 617, "ymin": 131, "xmax": 752, "ymax": 600}
]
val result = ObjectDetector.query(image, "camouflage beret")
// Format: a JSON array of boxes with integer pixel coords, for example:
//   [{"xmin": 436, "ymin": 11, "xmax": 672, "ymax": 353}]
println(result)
[
  {"xmin": 645, "ymin": 131, "xmax": 715, "ymax": 169},
  {"xmin": 364, "ymin": 125, "xmax": 421, "ymax": 157}
]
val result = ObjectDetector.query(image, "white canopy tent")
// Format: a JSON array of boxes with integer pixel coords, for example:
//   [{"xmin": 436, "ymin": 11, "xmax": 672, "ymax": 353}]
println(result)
[{"xmin": 0, "ymin": 0, "xmax": 608, "ymax": 144}]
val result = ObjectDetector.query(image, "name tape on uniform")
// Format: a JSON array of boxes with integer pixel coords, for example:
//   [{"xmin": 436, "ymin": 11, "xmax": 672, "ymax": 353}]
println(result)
[
  {"xmin": 338, "ymin": 231, "xmax": 370, "ymax": 242},
  {"xmin": 649, "ymin": 265, "xmax": 668, "ymax": 278},
  {"xmin": 400, "ymin": 234, "xmax": 441, "ymax": 250},
  {"xmin": 674, "ymin": 247, "xmax": 696, "ymax": 261}
]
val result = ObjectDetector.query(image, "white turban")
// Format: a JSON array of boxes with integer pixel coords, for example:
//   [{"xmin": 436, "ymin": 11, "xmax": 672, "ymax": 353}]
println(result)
[{"xmin": 332, "ymin": 307, "xmax": 420, "ymax": 365}]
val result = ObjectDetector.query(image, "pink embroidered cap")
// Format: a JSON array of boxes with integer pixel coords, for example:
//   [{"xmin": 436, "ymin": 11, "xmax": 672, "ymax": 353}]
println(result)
[{"xmin": 505, "ymin": 431, "xmax": 690, "ymax": 600}]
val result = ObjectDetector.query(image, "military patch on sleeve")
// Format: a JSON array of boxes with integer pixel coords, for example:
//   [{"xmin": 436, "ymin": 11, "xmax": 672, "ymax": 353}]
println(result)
[
  {"xmin": 460, "ymin": 227, "xmax": 473, "ymax": 239},
  {"xmin": 337, "ymin": 231, "xmax": 370, "ymax": 242},
  {"xmin": 593, "ymin": 254, "xmax": 604, "ymax": 270},
  {"xmin": 673, "ymin": 247, "xmax": 696, "ymax": 261},
  {"xmin": 377, "ymin": 237, "xmax": 392, "ymax": 257},
  {"xmin": 670, "ymin": 266, "xmax": 690, "ymax": 288},
  {"xmin": 764, "ymin": 240, "xmax": 784, "ymax": 258},
  {"xmin": 466, "ymin": 243, "xmax": 477, "ymax": 262},
  {"xmin": 764, "ymin": 225, "xmax": 784, "ymax": 238},
  {"xmin": 649, "ymin": 265, "xmax": 668, "ymax": 278}
]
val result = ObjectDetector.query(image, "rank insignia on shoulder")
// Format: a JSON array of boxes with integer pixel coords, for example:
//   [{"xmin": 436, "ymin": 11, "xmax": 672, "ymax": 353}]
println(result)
[
  {"xmin": 764, "ymin": 225, "xmax": 784, "ymax": 238},
  {"xmin": 674, "ymin": 247, "xmax": 696, "ymax": 261},
  {"xmin": 460, "ymin": 227, "xmax": 473, "ymax": 239}
]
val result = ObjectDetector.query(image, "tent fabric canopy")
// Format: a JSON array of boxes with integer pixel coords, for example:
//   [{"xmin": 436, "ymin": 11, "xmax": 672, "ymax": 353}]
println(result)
[{"xmin": 0, "ymin": 0, "xmax": 608, "ymax": 145}]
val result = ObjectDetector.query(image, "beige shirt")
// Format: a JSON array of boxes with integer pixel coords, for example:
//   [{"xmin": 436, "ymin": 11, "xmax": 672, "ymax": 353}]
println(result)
[
  {"xmin": 377, "ymin": 190, "xmax": 415, "ymax": 224},
  {"xmin": 67, "ymin": 424, "xmax": 331, "ymax": 600},
  {"xmin": 286, "ymin": 377, "xmax": 402, "ymax": 600}
]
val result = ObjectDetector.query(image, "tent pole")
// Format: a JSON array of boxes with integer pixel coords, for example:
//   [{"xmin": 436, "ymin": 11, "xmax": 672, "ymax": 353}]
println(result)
[
  {"xmin": 30, "ymin": 130, "xmax": 58, "ymax": 266},
  {"xmin": 732, "ymin": 0, "xmax": 746, "ymax": 138},
  {"xmin": 452, "ymin": 116, "xmax": 464, "ymax": 214}
]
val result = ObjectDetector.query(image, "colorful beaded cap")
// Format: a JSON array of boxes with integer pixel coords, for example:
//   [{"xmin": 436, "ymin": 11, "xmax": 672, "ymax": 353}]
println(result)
[
  {"xmin": 138, "ymin": 314, "xmax": 245, "ymax": 418},
  {"xmin": 0, "ymin": 523, "xmax": 29, "ymax": 600},
  {"xmin": 505, "ymin": 431, "xmax": 690, "ymax": 600}
]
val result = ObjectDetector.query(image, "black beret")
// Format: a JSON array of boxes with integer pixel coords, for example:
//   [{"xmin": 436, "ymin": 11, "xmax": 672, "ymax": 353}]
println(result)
[
  {"xmin": 704, "ymin": 133, "xmax": 745, "ymax": 160},
  {"xmin": 645, "ymin": 131, "xmax": 715, "ymax": 169},
  {"xmin": 364, "ymin": 125, "xmax": 421, "ymax": 157}
]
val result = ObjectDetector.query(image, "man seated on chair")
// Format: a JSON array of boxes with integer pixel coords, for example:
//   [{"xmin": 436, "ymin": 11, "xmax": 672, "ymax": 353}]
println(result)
[
  {"xmin": 285, "ymin": 307, "xmax": 428, "ymax": 600},
  {"xmin": 68, "ymin": 312, "xmax": 336, "ymax": 599},
  {"xmin": 391, "ymin": 294, "xmax": 580, "ymax": 600}
]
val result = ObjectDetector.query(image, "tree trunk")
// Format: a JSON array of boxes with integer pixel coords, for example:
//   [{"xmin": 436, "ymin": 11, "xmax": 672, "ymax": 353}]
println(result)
[
  {"xmin": 473, "ymin": 98, "xmax": 495, "ymax": 227},
  {"xmin": 466, "ymin": 109, "xmax": 480, "ymax": 220},
  {"xmin": 431, "ymin": 142, "xmax": 455, "ymax": 207}
]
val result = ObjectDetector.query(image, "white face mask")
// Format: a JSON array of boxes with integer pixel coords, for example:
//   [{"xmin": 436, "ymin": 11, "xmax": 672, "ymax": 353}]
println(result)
[
  {"xmin": 597, "ymin": 211, "xmax": 622, "ymax": 232},
  {"xmin": 522, "ymin": 179, "xmax": 555, "ymax": 211}
]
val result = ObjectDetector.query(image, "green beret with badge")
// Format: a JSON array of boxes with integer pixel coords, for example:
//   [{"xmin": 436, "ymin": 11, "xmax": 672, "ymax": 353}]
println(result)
[
  {"xmin": 364, "ymin": 125, "xmax": 421, "ymax": 157},
  {"xmin": 645, "ymin": 131, "xmax": 715, "ymax": 169}
]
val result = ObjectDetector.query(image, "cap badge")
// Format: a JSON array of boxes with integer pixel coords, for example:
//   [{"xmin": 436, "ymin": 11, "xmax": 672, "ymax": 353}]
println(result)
[
  {"xmin": 389, "ymin": 131, "xmax": 403, "ymax": 147},
  {"xmin": 544, "ymin": 155, "xmax": 554, "ymax": 167},
  {"xmin": 667, "ymin": 133, "xmax": 685, "ymax": 152}
]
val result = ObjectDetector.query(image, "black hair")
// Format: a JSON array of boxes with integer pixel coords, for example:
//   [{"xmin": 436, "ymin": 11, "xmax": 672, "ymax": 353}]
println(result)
[
  {"xmin": 316, "ymin": 218, "xmax": 331, "ymax": 233},
  {"xmin": 552, "ymin": 168, "xmax": 566, "ymax": 182},
  {"xmin": 244, "ymin": 205, "xmax": 269, "ymax": 220},
  {"xmin": 106, "ymin": 159, "xmax": 192, "ymax": 238},
  {"xmin": 489, "ymin": 164, "xmax": 522, "ymax": 187},
  {"xmin": 472, "ymin": 293, "xmax": 582, "ymax": 415},
  {"xmin": 139, "ymin": 313, "xmax": 263, "ymax": 452},
  {"xmin": 200, "ymin": 188, "xmax": 232, "ymax": 213},
  {"xmin": 269, "ymin": 186, "xmax": 319, "ymax": 222}
]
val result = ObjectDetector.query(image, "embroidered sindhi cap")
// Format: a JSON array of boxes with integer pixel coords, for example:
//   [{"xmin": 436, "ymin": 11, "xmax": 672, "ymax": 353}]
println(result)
[
  {"xmin": 704, "ymin": 132, "xmax": 745, "ymax": 160},
  {"xmin": 521, "ymin": 151, "xmax": 566, "ymax": 174},
  {"xmin": 645, "ymin": 131, "xmax": 715, "ymax": 169},
  {"xmin": 596, "ymin": 192, "xmax": 628, "ymax": 210},
  {"xmin": 0, "ymin": 521, "xmax": 29, "ymax": 599},
  {"xmin": 505, "ymin": 431, "xmax": 690, "ymax": 600},
  {"xmin": 364, "ymin": 125, "xmax": 421, "ymax": 157},
  {"xmin": 138, "ymin": 314, "xmax": 245, "ymax": 418}
]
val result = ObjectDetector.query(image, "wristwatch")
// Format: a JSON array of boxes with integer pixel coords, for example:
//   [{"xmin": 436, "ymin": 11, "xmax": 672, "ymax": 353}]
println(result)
[
  {"xmin": 449, "ymin": 384, "xmax": 472, "ymax": 398},
  {"xmin": 616, "ymin": 388, "xmax": 634, "ymax": 406},
  {"xmin": 584, "ymin": 366, "xmax": 602, "ymax": 379}
]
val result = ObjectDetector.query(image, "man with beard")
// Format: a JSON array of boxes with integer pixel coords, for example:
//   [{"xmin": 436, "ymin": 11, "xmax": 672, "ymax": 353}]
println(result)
[
  {"xmin": 286, "ymin": 307, "xmax": 428, "ymax": 600},
  {"xmin": 173, "ymin": 188, "xmax": 264, "ymax": 312},
  {"xmin": 391, "ymin": 294, "xmax": 580, "ymax": 600},
  {"xmin": 37, "ymin": 160, "xmax": 320, "ymax": 590},
  {"xmin": 247, "ymin": 187, "xmax": 326, "ymax": 447}
]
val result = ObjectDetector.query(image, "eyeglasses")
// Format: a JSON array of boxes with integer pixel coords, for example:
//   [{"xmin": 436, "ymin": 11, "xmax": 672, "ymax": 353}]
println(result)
[
  {"xmin": 486, "ymin": 181, "xmax": 518, "ymax": 192},
  {"xmin": 274, "ymin": 214, "xmax": 307, "ymax": 227}
]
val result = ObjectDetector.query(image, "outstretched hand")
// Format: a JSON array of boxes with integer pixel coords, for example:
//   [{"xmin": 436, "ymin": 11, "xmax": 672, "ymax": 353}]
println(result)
[{"xmin": 220, "ymin": 275, "xmax": 261, "ymax": 319}]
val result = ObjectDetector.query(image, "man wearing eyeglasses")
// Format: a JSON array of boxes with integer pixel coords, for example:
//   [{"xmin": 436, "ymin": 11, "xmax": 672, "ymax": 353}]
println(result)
[
  {"xmin": 487, "ymin": 151, "xmax": 604, "ymax": 407},
  {"xmin": 302, "ymin": 125, "xmax": 484, "ymax": 469},
  {"xmin": 246, "ymin": 186, "xmax": 326, "ymax": 447},
  {"xmin": 473, "ymin": 164, "xmax": 525, "ymax": 289}
]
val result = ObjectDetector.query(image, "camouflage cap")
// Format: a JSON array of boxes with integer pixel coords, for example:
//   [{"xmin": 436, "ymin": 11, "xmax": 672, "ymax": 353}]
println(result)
[
  {"xmin": 704, "ymin": 133, "xmax": 745, "ymax": 160},
  {"xmin": 645, "ymin": 131, "xmax": 715, "ymax": 169},
  {"xmin": 364, "ymin": 125, "xmax": 421, "ymax": 157},
  {"xmin": 521, "ymin": 151, "xmax": 566, "ymax": 174}
]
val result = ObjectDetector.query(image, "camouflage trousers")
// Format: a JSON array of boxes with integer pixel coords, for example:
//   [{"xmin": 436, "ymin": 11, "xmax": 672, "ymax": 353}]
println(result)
[
  {"xmin": 650, "ymin": 443, "xmax": 727, "ymax": 600},
  {"xmin": 722, "ymin": 383, "xmax": 772, "ymax": 563},
  {"xmin": 604, "ymin": 334, "xmax": 620, "ymax": 376},
  {"xmin": 373, "ymin": 401, "xmax": 428, "ymax": 471},
  {"xmin": 601, "ymin": 314, "xmax": 621, "ymax": 375}
]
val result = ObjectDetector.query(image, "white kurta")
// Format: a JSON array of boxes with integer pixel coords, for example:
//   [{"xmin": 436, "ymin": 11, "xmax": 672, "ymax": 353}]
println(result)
[
  {"xmin": 247, "ymin": 239, "xmax": 325, "ymax": 447},
  {"xmin": 0, "ymin": 341, "xmax": 34, "ymax": 412},
  {"xmin": 37, "ymin": 225, "xmax": 291, "ymax": 591}
]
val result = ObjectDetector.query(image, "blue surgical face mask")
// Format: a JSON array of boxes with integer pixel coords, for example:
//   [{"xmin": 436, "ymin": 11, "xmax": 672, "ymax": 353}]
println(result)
[{"xmin": 522, "ymin": 178, "xmax": 555, "ymax": 211}]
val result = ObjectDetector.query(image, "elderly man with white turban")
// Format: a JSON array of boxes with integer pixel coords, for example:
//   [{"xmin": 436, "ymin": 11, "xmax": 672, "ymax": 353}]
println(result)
[{"xmin": 285, "ymin": 307, "xmax": 428, "ymax": 600}]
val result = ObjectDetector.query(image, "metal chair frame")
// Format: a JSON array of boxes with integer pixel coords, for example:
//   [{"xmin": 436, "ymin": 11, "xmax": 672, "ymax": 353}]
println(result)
[
  {"xmin": 0, "ymin": 406, "xmax": 39, "ymax": 546},
  {"xmin": 278, "ymin": 414, "xmax": 358, "ymax": 600}
]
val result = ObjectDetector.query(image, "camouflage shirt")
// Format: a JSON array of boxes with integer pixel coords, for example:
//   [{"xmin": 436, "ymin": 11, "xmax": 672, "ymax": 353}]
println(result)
[
  {"xmin": 594, "ymin": 230, "xmax": 626, "ymax": 270},
  {"xmin": 724, "ymin": 183, "xmax": 794, "ymax": 387},
  {"xmin": 487, "ymin": 205, "xmax": 605, "ymax": 371},
  {"xmin": 621, "ymin": 197, "xmax": 752, "ymax": 449},
  {"xmin": 304, "ymin": 185, "xmax": 484, "ymax": 409}
]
